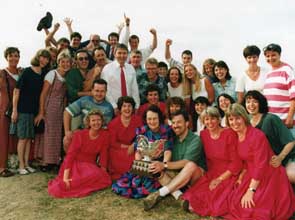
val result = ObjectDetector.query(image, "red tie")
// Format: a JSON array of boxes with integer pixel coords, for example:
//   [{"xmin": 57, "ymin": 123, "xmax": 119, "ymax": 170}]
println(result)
[{"xmin": 120, "ymin": 66, "xmax": 127, "ymax": 96}]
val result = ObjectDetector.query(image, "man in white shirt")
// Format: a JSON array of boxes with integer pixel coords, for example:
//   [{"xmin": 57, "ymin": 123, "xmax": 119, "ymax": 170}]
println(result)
[{"xmin": 101, "ymin": 43, "xmax": 140, "ymax": 114}]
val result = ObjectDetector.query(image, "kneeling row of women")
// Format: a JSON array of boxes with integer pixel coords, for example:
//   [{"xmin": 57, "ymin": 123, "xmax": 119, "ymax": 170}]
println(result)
[{"xmin": 48, "ymin": 96, "xmax": 295, "ymax": 219}]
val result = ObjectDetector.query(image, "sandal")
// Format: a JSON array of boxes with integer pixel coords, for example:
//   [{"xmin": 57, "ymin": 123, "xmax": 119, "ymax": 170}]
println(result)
[{"xmin": 0, "ymin": 169, "xmax": 14, "ymax": 177}]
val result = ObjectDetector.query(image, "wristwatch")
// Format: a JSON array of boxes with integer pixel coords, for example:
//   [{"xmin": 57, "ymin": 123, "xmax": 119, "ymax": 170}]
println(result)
[{"xmin": 249, "ymin": 187, "xmax": 256, "ymax": 193}]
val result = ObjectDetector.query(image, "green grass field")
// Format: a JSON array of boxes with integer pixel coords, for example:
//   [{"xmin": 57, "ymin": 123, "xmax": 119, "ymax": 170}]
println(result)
[{"xmin": 0, "ymin": 172, "xmax": 213, "ymax": 220}]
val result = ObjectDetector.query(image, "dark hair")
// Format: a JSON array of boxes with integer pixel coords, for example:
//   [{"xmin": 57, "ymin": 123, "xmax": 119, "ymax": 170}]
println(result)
[
  {"xmin": 70, "ymin": 32, "xmax": 82, "ymax": 40},
  {"xmin": 115, "ymin": 43, "xmax": 128, "ymax": 53},
  {"xmin": 217, "ymin": 93, "xmax": 235, "ymax": 117},
  {"xmin": 171, "ymin": 110, "xmax": 189, "ymax": 122},
  {"xmin": 108, "ymin": 32, "xmax": 119, "ymax": 41},
  {"xmin": 143, "ymin": 105, "xmax": 165, "ymax": 125},
  {"xmin": 4, "ymin": 47, "xmax": 20, "ymax": 59},
  {"xmin": 57, "ymin": 37, "xmax": 70, "ymax": 45},
  {"xmin": 145, "ymin": 84, "xmax": 160, "ymax": 96},
  {"xmin": 243, "ymin": 45, "xmax": 261, "ymax": 58},
  {"xmin": 93, "ymin": 46, "xmax": 106, "ymax": 55},
  {"xmin": 129, "ymin": 35, "xmax": 139, "ymax": 43},
  {"xmin": 166, "ymin": 97, "xmax": 185, "ymax": 119},
  {"xmin": 92, "ymin": 78, "xmax": 107, "ymax": 89},
  {"xmin": 263, "ymin": 43, "xmax": 282, "ymax": 55},
  {"xmin": 75, "ymin": 49, "xmax": 89, "ymax": 59},
  {"xmin": 117, "ymin": 96, "xmax": 136, "ymax": 111},
  {"xmin": 158, "ymin": 61, "xmax": 168, "ymax": 69},
  {"xmin": 243, "ymin": 90, "xmax": 268, "ymax": 114},
  {"xmin": 192, "ymin": 96, "xmax": 210, "ymax": 131},
  {"xmin": 181, "ymin": 50, "xmax": 192, "ymax": 58},
  {"xmin": 167, "ymin": 67, "xmax": 182, "ymax": 83},
  {"xmin": 213, "ymin": 60, "xmax": 232, "ymax": 81}
]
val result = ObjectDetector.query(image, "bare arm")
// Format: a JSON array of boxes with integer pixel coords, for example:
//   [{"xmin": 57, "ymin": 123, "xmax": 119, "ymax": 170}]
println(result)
[
  {"xmin": 149, "ymin": 28, "xmax": 157, "ymax": 51},
  {"xmin": 64, "ymin": 17, "xmax": 74, "ymax": 36},
  {"xmin": 285, "ymin": 99, "xmax": 295, "ymax": 128},
  {"xmin": 165, "ymin": 39, "xmax": 172, "ymax": 60},
  {"xmin": 271, "ymin": 141, "xmax": 295, "ymax": 167},
  {"xmin": 45, "ymin": 23, "xmax": 60, "ymax": 47},
  {"xmin": 63, "ymin": 110, "xmax": 72, "ymax": 134},
  {"xmin": 11, "ymin": 88, "xmax": 20, "ymax": 123},
  {"xmin": 204, "ymin": 77, "xmax": 215, "ymax": 104},
  {"xmin": 63, "ymin": 168, "xmax": 72, "ymax": 189},
  {"xmin": 34, "ymin": 81, "xmax": 51, "ymax": 125}
]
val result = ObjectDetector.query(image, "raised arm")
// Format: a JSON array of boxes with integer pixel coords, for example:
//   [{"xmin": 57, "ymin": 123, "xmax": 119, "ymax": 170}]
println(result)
[
  {"xmin": 64, "ymin": 17, "xmax": 74, "ymax": 36},
  {"xmin": 119, "ymin": 14, "xmax": 130, "ymax": 46},
  {"xmin": 165, "ymin": 39, "xmax": 173, "ymax": 61},
  {"xmin": 45, "ymin": 23, "xmax": 60, "ymax": 47},
  {"xmin": 149, "ymin": 28, "xmax": 157, "ymax": 51}
]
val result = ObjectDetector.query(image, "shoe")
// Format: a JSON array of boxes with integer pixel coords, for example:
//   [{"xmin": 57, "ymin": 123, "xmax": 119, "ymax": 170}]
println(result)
[
  {"xmin": 25, "ymin": 166, "xmax": 36, "ymax": 173},
  {"xmin": 37, "ymin": 12, "xmax": 53, "ymax": 31},
  {"xmin": 18, "ymin": 168, "xmax": 29, "ymax": 175},
  {"xmin": 180, "ymin": 199, "xmax": 190, "ymax": 212},
  {"xmin": 0, "ymin": 169, "xmax": 14, "ymax": 177},
  {"xmin": 143, "ymin": 191, "xmax": 162, "ymax": 211}
]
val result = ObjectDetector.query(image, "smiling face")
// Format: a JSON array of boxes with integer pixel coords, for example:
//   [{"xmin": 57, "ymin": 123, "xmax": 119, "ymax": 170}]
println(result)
[
  {"xmin": 264, "ymin": 51, "xmax": 281, "ymax": 68},
  {"xmin": 91, "ymin": 83, "xmax": 106, "ymax": 102},
  {"xmin": 130, "ymin": 53, "xmax": 142, "ymax": 68},
  {"xmin": 195, "ymin": 103, "xmax": 207, "ymax": 115},
  {"xmin": 203, "ymin": 115, "xmax": 220, "ymax": 131},
  {"xmin": 39, "ymin": 56, "xmax": 50, "ymax": 68},
  {"xmin": 218, "ymin": 96, "xmax": 232, "ymax": 112},
  {"xmin": 169, "ymin": 68, "xmax": 180, "ymax": 84},
  {"xmin": 58, "ymin": 57, "xmax": 71, "ymax": 75},
  {"xmin": 147, "ymin": 91, "xmax": 159, "ymax": 105},
  {"xmin": 115, "ymin": 48, "xmax": 128, "ymax": 66},
  {"xmin": 169, "ymin": 104, "xmax": 181, "ymax": 115},
  {"xmin": 129, "ymin": 38, "xmax": 139, "ymax": 51},
  {"xmin": 120, "ymin": 102, "xmax": 133, "ymax": 118},
  {"xmin": 245, "ymin": 55, "xmax": 259, "ymax": 66},
  {"xmin": 94, "ymin": 49, "xmax": 107, "ymax": 66},
  {"xmin": 214, "ymin": 66, "xmax": 227, "ymax": 81},
  {"xmin": 6, "ymin": 51, "xmax": 20, "ymax": 68},
  {"xmin": 146, "ymin": 63, "xmax": 158, "ymax": 81},
  {"xmin": 184, "ymin": 65, "xmax": 195, "ymax": 80},
  {"xmin": 171, "ymin": 114, "xmax": 188, "ymax": 137},
  {"xmin": 181, "ymin": 54, "xmax": 192, "ymax": 65},
  {"xmin": 76, "ymin": 52, "xmax": 89, "ymax": 70},
  {"xmin": 204, "ymin": 63, "xmax": 214, "ymax": 75},
  {"xmin": 89, "ymin": 114, "xmax": 103, "ymax": 131},
  {"xmin": 227, "ymin": 115, "xmax": 247, "ymax": 133},
  {"xmin": 245, "ymin": 97, "xmax": 260, "ymax": 115},
  {"xmin": 146, "ymin": 111, "xmax": 160, "ymax": 132}
]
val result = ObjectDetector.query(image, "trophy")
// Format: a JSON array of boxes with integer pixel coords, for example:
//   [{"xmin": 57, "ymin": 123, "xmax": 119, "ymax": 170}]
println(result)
[{"xmin": 130, "ymin": 135, "xmax": 165, "ymax": 177}]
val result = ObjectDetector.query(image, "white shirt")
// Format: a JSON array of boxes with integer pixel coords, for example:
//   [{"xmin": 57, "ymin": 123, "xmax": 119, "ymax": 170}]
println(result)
[
  {"xmin": 44, "ymin": 69, "xmax": 65, "ymax": 84},
  {"xmin": 167, "ymin": 82, "xmax": 184, "ymax": 99},
  {"xmin": 192, "ymin": 78, "xmax": 208, "ymax": 100},
  {"xmin": 101, "ymin": 60, "xmax": 140, "ymax": 109},
  {"xmin": 235, "ymin": 67, "xmax": 268, "ymax": 93}
]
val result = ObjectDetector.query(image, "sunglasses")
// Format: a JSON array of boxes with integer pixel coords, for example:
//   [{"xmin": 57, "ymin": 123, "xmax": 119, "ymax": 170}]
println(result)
[{"xmin": 78, "ymin": 57, "xmax": 89, "ymax": 61}]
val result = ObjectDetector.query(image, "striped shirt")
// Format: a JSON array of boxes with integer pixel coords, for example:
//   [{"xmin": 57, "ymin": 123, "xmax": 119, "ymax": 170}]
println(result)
[{"xmin": 263, "ymin": 63, "xmax": 295, "ymax": 123}]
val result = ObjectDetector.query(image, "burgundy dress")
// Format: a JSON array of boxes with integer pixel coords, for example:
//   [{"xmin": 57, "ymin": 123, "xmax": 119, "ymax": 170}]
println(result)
[
  {"xmin": 48, "ymin": 129, "xmax": 111, "ymax": 198},
  {"xmin": 225, "ymin": 126, "xmax": 295, "ymax": 220},
  {"xmin": 137, "ymin": 102, "xmax": 166, "ymax": 119},
  {"xmin": 183, "ymin": 128, "xmax": 241, "ymax": 217},
  {"xmin": 107, "ymin": 115, "xmax": 142, "ymax": 180}
]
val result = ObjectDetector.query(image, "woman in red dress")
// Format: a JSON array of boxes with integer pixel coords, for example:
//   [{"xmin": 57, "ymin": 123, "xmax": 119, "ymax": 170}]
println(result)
[
  {"xmin": 225, "ymin": 103, "xmax": 295, "ymax": 220},
  {"xmin": 48, "ymin": 109, "xmax": 111, "ymax": 198},
  {"xmin": 107, "ymin": 96, "xmax": 142, "ymax": 180},
  {"xmin": 182, "ymin": 107, "xmax": 241, "ymax": 217}
]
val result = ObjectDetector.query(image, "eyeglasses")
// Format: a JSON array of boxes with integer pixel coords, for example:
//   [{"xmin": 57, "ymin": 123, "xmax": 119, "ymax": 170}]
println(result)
[
  {"xmin": 91, "ymin": 40, "xmax": 99, "ymax": 43},
  {"xmin": 78, "ymin": 57, "xmax": 89, "ymax": 61}
]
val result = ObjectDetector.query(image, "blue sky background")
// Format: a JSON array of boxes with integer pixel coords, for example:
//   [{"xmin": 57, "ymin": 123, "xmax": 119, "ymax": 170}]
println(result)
[{"xmin": 1, "ymin": 0, "xmax": 294, "ymax": 77}]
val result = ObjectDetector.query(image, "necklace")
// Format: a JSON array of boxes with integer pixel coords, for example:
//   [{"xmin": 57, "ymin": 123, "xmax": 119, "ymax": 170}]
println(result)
[
  {"xmin": 247, "ymin": 67, "xmax": 260, "ymax": 81},
  {"xmin": 210, "ymin": 127, "xmax": 223, "ymax": 139}
]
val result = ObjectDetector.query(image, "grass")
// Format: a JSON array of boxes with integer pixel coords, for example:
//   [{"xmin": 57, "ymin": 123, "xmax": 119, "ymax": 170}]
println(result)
[{"xmin": 0, "ymin": 172, "xmax": 212, "ymax": 220}]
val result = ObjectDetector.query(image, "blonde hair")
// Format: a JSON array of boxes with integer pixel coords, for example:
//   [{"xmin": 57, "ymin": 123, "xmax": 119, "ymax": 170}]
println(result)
[
  {"xmin": 225, "ymin": 103, "xmax": 250, "ymax": 126},
  {"xmin": 183, "ymin": 64, "xmax": 202, "ymax": 96},
  {"xmin": 83, "ymin": 109, "xmax": 104, "ymax": 128},
  {"xmin": 202, "ymin": 58, "xmax": 216, "ymax": 75},
  {"xmin": 57, "ymin": 49, "xmax": 72, "ymax": 64},
  {"xmin": 200, "ymin": 106, "xmax": 221, "ymax": 124}
]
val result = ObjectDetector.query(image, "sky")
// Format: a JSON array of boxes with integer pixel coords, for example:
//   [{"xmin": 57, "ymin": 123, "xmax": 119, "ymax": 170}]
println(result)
[{"xmin": 1, "ymin": 0, "xmax": 295, "ymax": 77}]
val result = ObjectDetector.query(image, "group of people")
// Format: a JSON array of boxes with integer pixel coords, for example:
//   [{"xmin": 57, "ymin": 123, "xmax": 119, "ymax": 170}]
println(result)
[{"xmin": 1, "ymin": 12, "xmax": 295, "ymax": 219}]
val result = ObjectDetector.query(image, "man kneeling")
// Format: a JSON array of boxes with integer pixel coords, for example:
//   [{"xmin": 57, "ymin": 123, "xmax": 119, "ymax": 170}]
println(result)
[{"xmin": 143, "ymin": 110, "xmax": 206, "ymax": 211}]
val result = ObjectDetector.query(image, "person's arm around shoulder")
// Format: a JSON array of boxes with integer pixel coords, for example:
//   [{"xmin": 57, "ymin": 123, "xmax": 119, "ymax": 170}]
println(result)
[{"xmin": 204, "ymin": 77, "xmax": 215, "ymax": 104}]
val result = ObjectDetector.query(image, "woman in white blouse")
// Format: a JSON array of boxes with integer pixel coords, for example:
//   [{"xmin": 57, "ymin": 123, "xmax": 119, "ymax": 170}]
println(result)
[{"xmin": 235, "ymin": 45, "xmax": 268, "ymax": 103}]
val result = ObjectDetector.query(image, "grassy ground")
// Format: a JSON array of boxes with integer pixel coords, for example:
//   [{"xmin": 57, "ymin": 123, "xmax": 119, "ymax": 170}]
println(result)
[{"xmin": 0, "ymin": 172, "xmax": 212, "ymax": 220}]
